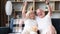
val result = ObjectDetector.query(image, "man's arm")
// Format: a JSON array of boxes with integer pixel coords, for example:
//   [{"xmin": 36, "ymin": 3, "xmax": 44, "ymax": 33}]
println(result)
[
  {"xmin": 50, "ymin": 25, "xmax": 57, "ymax": 34},
  {"xmin": 45, "ymin": 0, "xmax": 52, "ymax": 16},
  {"xmin": 47, "ymin": 5, "xmax": 52, "ymax": 16},
  {"xmin": 22, "ymin": 2, "xmax": 27, "ymax": 19},
  {"xmin": 46, "ymin": 25, "xmax": 57, "ymax": 34}
]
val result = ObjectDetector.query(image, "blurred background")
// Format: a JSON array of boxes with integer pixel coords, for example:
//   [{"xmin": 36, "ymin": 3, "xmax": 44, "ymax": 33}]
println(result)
[{"xmin": 0, "ymin": 0, "xmax": 60, "ymax": 34}]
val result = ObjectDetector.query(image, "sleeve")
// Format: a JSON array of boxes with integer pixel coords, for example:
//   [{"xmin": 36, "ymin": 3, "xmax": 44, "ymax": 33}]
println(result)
[
  {"xmin": 45, "ymin": 12, "xmax": 51, "ymax": 18},
  {"xmin": 45, "ymin": 13, "xmax": 52, "ymax": 26}
]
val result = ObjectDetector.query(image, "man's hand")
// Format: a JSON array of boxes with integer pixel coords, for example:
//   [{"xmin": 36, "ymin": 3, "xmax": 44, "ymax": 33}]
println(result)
[
  {"xmin": 45, "ymin": 0, "xmax": 52, "ymax": 16},
  {"xmin": 45, "ymin": 0, "xmax": 49, "ymax": 5},
  {"xmin": 46, "ymin": 25, "xmax": 57, "ymax": 34}
]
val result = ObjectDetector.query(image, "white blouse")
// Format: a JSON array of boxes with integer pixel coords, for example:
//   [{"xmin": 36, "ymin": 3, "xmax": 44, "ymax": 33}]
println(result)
[{"xmin": 24, "ymin": 19, "xmax": 38, "ymax": 31}]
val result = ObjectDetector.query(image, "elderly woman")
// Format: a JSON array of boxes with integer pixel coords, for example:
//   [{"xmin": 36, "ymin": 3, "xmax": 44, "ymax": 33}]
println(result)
[{"xmin": 21, "ymin": 2, "xmax": 38, "ymax": 34}]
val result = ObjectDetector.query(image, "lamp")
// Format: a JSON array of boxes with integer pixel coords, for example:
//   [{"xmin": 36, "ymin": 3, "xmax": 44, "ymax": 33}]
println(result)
[{"xmin": 5, "ymin": 1, "xmax": 12, "ymax": 27}]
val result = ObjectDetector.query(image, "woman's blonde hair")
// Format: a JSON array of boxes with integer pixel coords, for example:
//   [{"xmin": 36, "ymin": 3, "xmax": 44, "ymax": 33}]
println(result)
[
  {"xmin": 26, "ymin": 6, "xmax": 35, "ymax": 19},
  {"xmin": 26, "ymin": 11, "xmax": 35, "ymax": 19}
]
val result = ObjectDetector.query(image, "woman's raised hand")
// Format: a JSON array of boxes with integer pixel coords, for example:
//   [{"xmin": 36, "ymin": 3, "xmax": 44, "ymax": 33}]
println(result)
[
  {"xmin": 45, "ymin": 0, "xmax": 49, "ymax": 5},
  {"xmin": 23, "ymin": 1, "xmax": 28, "ymax": 6}
]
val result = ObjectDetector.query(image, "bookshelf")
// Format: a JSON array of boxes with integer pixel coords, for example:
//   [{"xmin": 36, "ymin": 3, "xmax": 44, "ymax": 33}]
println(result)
[{"xmin": 7, "ymin": 0, "xmax": 60, "ymax": 18}]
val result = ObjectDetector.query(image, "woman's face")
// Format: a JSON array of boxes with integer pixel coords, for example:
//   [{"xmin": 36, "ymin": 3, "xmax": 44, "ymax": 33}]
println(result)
[{"xmin": 29, "ymin": 12, "xmax": 35, "ymax": 19}]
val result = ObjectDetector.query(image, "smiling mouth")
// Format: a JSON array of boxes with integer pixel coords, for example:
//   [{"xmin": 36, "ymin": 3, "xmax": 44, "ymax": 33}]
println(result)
[{"xmin": 40, "ymin": 13, "xmax": 42, "ymax": 15}]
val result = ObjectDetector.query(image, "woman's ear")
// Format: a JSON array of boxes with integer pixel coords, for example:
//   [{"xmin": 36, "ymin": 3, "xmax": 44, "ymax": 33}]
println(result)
[{"xmin": 35, "ymin": 11, "xmax": 37, "ymax": 16}]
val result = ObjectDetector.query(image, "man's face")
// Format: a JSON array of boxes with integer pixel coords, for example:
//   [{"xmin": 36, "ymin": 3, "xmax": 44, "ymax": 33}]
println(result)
[{"xmin": 36, "ymin": 9, "xmax": 45, "ymax": 17}]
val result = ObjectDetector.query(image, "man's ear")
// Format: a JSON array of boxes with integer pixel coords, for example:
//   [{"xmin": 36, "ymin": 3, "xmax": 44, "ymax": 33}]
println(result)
[{"xmin": 45, "ymin": 11, "xmax": 48, "ymax": 15}]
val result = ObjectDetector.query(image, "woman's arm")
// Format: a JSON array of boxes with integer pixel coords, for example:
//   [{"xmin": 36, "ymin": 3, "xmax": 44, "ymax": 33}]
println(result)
[{"xmin": 22, "ymin": 1, "xmax": 27, "ymax": 19}]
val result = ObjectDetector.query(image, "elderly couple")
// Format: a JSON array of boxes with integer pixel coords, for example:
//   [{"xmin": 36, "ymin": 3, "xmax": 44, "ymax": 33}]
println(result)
[{"xmin": 21, "ymin": 0, "xmax": 57, "ymax": 34}]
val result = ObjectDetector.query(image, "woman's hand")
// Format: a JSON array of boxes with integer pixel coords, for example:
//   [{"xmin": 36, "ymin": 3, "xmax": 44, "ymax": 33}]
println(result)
[
  {"xmin": 22, "ymin": 1, "xmax": 28, "ymax": 19},
  {"xmin": 31, "ymin": 26, "xmax": 38, "ymax": 32},
  {"xmin": 45, "ymin": 0, "xmax": 49, "ymax": 5},
  {"xmin": 23, "ymin": 1, "xmax": 28, "ymax": 6}
]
